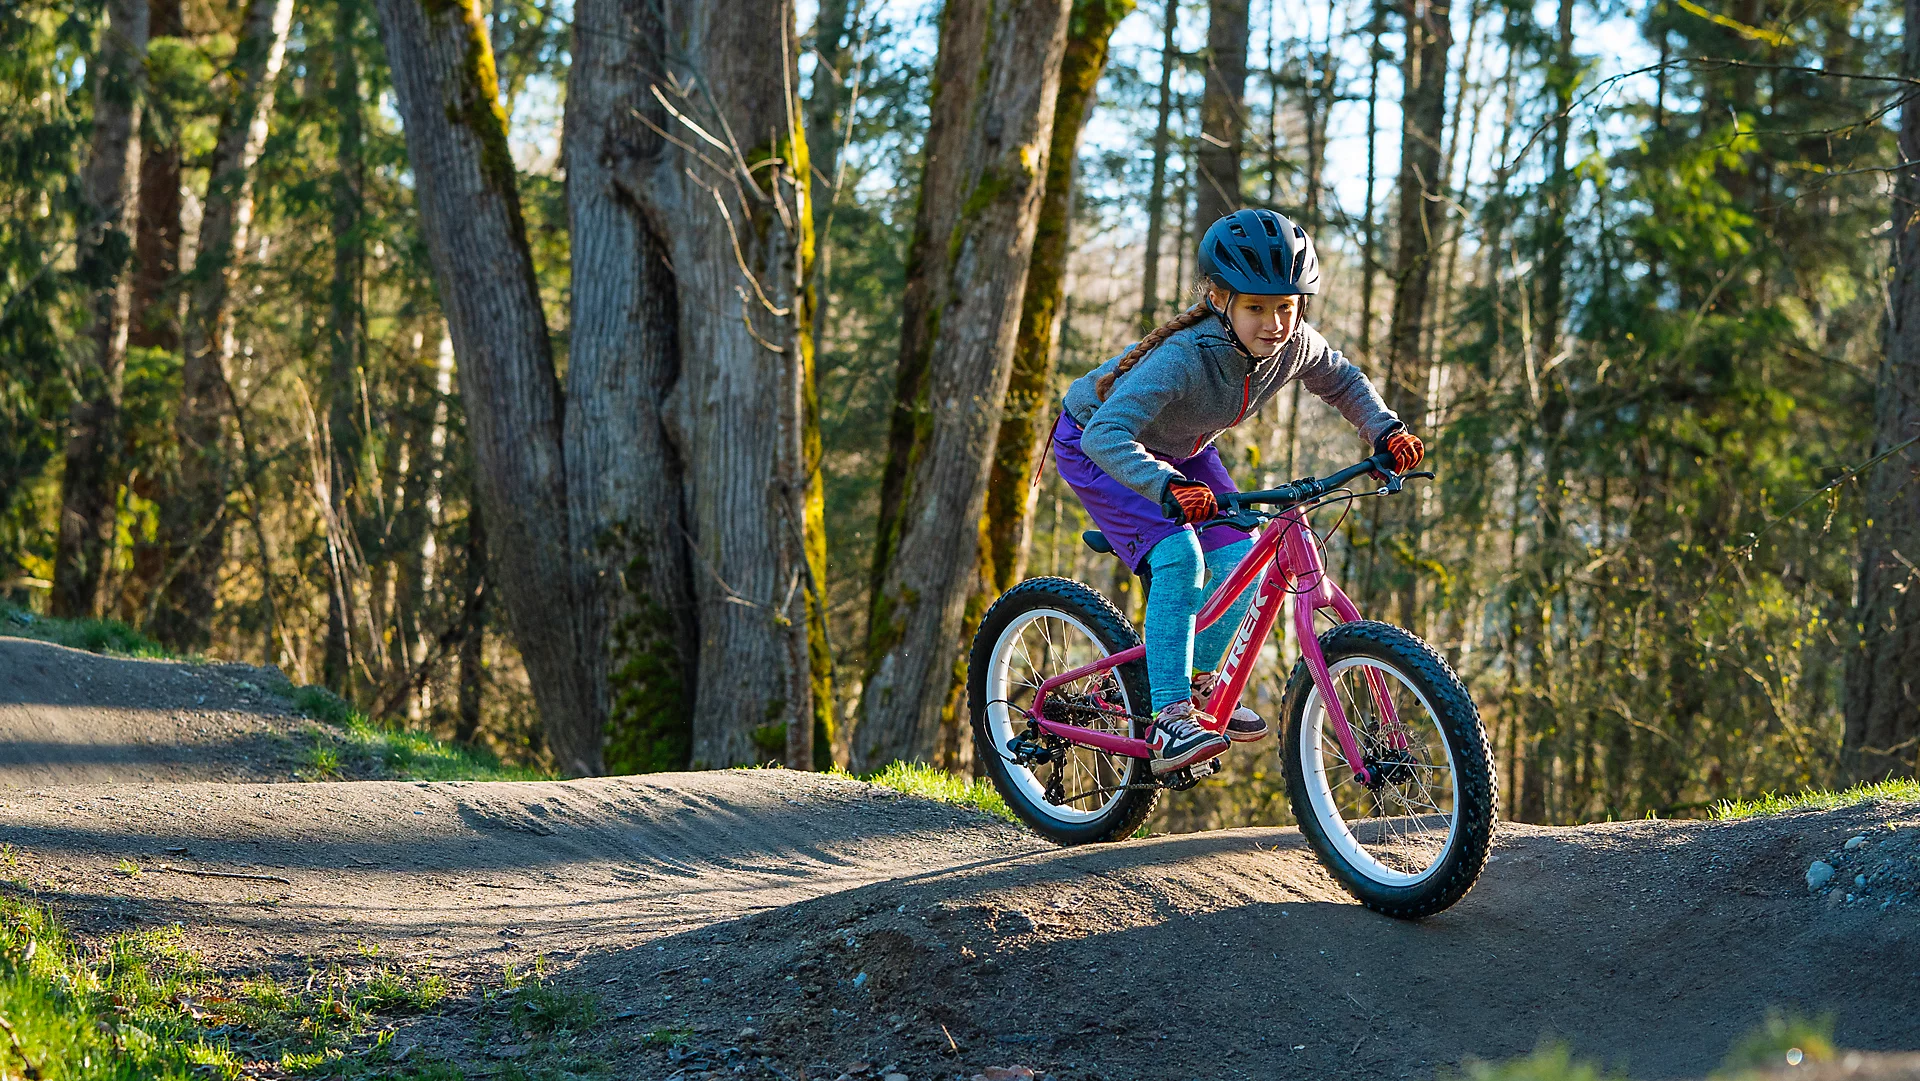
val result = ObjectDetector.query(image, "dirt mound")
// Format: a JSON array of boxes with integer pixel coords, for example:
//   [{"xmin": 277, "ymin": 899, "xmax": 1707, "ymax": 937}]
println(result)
[
  {"xmin": 593, "ymin": 800, "xmax": 1919, "ymax": 1081},
  {"xmin": 0, "ymin": 770, "xmax": 1040, "ymax": 968},
  {"xmin": 2, "ymin": 761, "xmax": 1914, "ymax": 1080},
  {"xmin": 0, "ymin": 636, "xmax": 311, "ymax": 786}
]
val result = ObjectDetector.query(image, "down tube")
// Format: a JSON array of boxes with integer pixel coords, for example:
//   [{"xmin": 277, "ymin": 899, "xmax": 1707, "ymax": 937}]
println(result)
[{"xmin": 1204, "ymin": 555, "xmax": 1292, "ymax": 726}]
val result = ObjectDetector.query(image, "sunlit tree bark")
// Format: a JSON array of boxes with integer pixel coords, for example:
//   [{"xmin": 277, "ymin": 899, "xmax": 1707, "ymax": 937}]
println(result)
[
  {"xmin": 858, "ymin": 0, "xmax": 1073, "ymax": 769},
  {"xmin": 373, "ymin": 0, "xmax": 601, "ymax": 773}
]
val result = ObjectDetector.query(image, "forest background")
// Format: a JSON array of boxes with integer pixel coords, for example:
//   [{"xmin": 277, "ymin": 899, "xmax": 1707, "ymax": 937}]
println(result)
[{"xmin": 4, "ymin": 0, "xmax": 1918, "ymax": 828}]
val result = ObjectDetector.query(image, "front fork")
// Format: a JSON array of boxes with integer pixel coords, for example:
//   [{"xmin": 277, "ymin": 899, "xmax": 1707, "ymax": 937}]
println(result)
[{"xmin": 1284, "ymin": 541, "xmax": 1405, "ymax": 788}]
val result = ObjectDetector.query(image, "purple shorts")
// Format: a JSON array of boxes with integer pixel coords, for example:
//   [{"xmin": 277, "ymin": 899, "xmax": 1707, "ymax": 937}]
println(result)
[{"xmin": 1052, "ymin": 410, "xmax": 1250, "ymax": 573}]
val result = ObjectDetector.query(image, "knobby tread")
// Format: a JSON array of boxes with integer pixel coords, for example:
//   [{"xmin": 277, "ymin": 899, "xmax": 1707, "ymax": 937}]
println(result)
[
  {"xmin": 968, "ymin": 577, "xmax": 1160, "ymax": 845},
  {"xmin": 1281, "ymin": 620, "xmax": 1498, "ymax": 919}
]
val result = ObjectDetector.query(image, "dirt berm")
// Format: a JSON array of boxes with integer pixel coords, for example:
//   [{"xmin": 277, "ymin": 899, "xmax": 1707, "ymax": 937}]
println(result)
[{"xmin": 0, "ymin": 636, "xmax": 1916, "ymax": 1079}]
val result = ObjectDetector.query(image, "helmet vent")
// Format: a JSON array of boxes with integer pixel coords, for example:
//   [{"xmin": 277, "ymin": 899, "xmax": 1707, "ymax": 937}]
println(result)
[
  {"xmin": 1292, "ymin": 249, "xmax": 1306, "ymax": 281},
  {"xmin": 1295, "ymin": 225, "xmax": 1306, "ymax": 239},
  {"xmin": 1238, "ymin": 245, "xmax": 1268, "ymax": 281},
  {"xmin": 1261, "ymin": 216, "xmax": 1278, "ymax": 237}
]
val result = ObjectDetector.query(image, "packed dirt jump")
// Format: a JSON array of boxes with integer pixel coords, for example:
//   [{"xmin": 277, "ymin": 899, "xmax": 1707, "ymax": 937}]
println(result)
[{"xmin": 2, "ymin": 635, "xmax": 1917, "ymax": 1080}]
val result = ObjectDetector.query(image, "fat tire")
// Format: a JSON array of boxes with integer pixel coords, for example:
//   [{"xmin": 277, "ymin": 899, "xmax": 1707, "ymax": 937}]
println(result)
[
  {"xmin": 967, "ymin": 577, "xmax": 1159, "ymax": 845},
  {"xmin": 1281, "ymin": 620, "xmax": 1496, "ymax": 918}
]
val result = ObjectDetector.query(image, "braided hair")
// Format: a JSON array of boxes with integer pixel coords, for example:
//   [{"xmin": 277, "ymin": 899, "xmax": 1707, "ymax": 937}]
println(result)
[
  {"xmin": 1094, "ymin": 303, "xmax": 1212, "ymax": 401},
  {"xmin": 1095, "ymin": 292, "xmax": 1311, "ymax": 401}
]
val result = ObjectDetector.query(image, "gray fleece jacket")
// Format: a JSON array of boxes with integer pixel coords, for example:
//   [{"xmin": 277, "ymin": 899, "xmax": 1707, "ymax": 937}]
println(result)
[{"xmin": 1062, "ymin": 320, "xmax": 1400, "ymax": 501}]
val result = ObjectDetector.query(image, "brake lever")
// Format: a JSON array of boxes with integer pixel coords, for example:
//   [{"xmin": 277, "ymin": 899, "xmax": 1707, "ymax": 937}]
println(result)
[{"xmin": 1380, "ymin": 469, "xmax": 1436, "ymax": 495}]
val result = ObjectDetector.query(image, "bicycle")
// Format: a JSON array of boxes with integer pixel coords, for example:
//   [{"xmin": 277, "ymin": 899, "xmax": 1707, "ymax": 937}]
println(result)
[{"xmin": 966, "ymin": 451, "xmax": 1497, "ymax": 918}]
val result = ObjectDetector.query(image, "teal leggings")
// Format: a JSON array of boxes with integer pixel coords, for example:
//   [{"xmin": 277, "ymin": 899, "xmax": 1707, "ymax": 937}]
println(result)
[{"xmin": 1143, "ymin": 532, "xmax": 1255, "ymax": 711}]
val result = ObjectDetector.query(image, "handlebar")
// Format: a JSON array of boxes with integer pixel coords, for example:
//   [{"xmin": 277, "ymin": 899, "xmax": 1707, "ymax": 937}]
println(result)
[{"xmin": 1217, "ymin": 452, "xmax": 1434, "ymax": 518}]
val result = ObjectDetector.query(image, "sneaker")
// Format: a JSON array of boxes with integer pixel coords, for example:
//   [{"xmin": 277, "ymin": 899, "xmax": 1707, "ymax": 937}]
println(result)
[
  {"xmin": 1148, "ymin": 701, "xmax": 1230, "ymax": 775},
  {"xmin": 1191, "ymin": 671, "xmax": 1270, "ymax": 743}
]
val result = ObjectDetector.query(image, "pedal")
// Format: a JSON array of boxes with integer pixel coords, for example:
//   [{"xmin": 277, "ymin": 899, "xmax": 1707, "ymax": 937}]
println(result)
[{"xmin": 1159, "ymin": 756, "xmax": 1221, "ymax": 791}]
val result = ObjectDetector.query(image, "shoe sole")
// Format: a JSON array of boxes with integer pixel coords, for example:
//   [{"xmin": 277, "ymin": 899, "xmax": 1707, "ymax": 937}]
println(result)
[
  {"xmin": 1150, "ymin": 736, "xmax": 1229, "ymax": 775},
  {"xmin": 1226, "ymin": 725, "xmax": 1270, "ymax": 743}
]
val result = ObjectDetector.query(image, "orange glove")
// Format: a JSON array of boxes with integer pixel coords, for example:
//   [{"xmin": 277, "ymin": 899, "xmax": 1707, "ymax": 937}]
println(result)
[
  {"xmin": 1160, "ymin": 478, "xmax": 1218, "ymax": 524},
  {"xmin": 1376, "ymin": 427, "xmax": 1424, "ymax": 472}
]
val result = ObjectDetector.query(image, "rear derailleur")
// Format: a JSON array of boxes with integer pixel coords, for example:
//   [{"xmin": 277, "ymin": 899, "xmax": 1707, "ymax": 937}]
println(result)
[{"xmin": 1006, "ymin": 726, "xmax": 1072, "ymax": 805}]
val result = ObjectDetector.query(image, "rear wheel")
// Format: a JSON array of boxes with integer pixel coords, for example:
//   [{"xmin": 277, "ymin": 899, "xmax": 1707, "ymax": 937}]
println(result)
[
  {"xmin": 1282, "ymin": 621, "xmax": 1496, "ymax": 918},
  {"xmin": 968, "ymin": 577, "xmax": 1158, "ymax": 845}
]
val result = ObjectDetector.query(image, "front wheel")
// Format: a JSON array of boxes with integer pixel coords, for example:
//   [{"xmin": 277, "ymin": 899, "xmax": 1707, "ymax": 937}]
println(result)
[
  {"xmin": 1282, "ymin": 621, "xmax": 1496, "ymax": 918},
  {"xmin": 967, "ymin": 577, "xmax": 1159, "ymax": 845}
]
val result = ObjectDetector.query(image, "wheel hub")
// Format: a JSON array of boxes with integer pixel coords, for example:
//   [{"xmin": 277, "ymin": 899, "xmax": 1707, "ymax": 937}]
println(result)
[{"xmin": 1365, "ymin": 747, "xmax": 1419, "ymax": 789}]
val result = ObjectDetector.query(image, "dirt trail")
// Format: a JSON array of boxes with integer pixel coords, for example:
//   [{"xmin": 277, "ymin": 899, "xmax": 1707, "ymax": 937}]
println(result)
[
  {"xmin": 0, "ymin": 637, "xmax": 309, "ymax": 786},
  {"xmin": 3, "ymin": 774, "xmax": 1915, "ymax": 1079},
  {"xmin": 0, "ymin": 640, "xmax": 1915, "ymax": 1079}
]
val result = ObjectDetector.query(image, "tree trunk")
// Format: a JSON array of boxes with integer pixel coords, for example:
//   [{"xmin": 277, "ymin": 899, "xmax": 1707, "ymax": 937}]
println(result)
[
  {"xmin": 1843, "ymin": 0, "xmax": 1920, "ymax": 783},
  {"xmin": 983, "ymin": 0, "xmax": 1128, "ymax": 598},
  {"xmin": 455, "ymin": 499, "xmax": 489, "ymax": 745},
  {"xmin": 1358, "ymin": 2, "xmax": 1383, "ymax": 358},
  {"xmin": 53, "ymin": 0, "xmax": 149, "ymax": 620},
  {"xmin": 324, "ymin": 0, "xmax": 366, "ymax": 695},
  {"xmin": 563, "ymin": 0, "xmax": 699, "ymax": 774},
  {"xmin": 151, "ymin": 0, "xmax": 292, "ymax": 650},
  {"xmin": 621, "ymin": 1, "xmax": 820, "ymax": 769},
  {"xmin": 373, "ymin": 0, "xmax": 602, "ymax": 774},
  {"xmin": 1139, "ymin": 0, "xmax": 1178, "ymax": 332},
  {"xmin": 1195, "ymin": 0, "xmax": 1249, "ymax": 229},
  {"xmin": 130, "ymin": 0, "xmax": 183, "ymax": 357},
  {"xmin": 868, "ymin": 0, "xmax": 994, "ymax": 619},
  {"xmin": 949, "ymin": 0, "xmax": 1131, "ymax": 766},
  {"xmin": 857, "ymin": 0, "xmax": 1074, "ymax": 770},
  {"xmin": 1383, "ymin": 0, "xmax": 1451, "ymax": 630},
  {"xmin": 804, "ymin": 0, "xmax": 859, "ymax": 357}
]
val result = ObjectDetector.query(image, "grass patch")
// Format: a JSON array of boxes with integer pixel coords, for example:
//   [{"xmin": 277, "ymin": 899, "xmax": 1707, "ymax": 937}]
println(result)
[
  {"xmin": 1712, "ymin": 777, "xmax": 1920, "ymax": 819},
  {"xmin": 1454, "ymin": 1013, "xmax": 1837, "ymax": 1080},
  {"xmin": 853, "ymin": 761, "xmax": 1015, "ymax": 822},
  {"xmin": 1, "ymin": 602, "xmax": 174, "ymax": 659},
  {"xmin": 498, "ymin": 958, "xmax": 598, "ymax": 1035},
  {"xmin": 0, "ymin": 893, "xmax": 466, "ymax": 1078},
  {"xmin": 289, "ymin": 685, "xmax": 548, "ymax": 783}
]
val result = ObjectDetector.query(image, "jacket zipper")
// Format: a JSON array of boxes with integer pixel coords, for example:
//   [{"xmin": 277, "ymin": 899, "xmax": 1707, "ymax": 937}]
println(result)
[{"xmin": 1195, "ymin": 374, "xmax": 1254, "ymax": 454}]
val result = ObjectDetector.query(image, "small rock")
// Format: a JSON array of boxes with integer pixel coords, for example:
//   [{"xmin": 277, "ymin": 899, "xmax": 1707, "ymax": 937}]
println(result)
[
  {"xmin": 852, "ymin": 971, "xmax": 869, "ymax": 989},
  {"xmin": 999, "ymin": 909, "xmax": 1038, "ymax": 934},
  {"xmin": 1807, "ymin": 860, "xmax": 1835, "ymax": 891},
  {"xmin": 884, "ymin": 1075, "xmax": 909, "ymax": 1081},
  {"xmin": 738, "ymin": 1027, "xmax": 758, "ymax": 1041},
  {"xmin": 487, "ymin": 1044, "xmax": 529, "ymax": 1059},
  {"xmin": 1845, "ymin": 835, "xmax": 1867, "ymax": 850},
  {"xmin": 1855, "ymin": 874, "xmax": 1868, "ymax": 888},
  {"xmin": 974, "ymin": 1069, "xmax": 1036, "ymax": 1081}
]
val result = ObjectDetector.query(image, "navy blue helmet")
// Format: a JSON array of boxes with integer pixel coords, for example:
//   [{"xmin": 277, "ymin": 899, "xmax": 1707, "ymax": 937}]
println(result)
[{"xmin": 1198, "ymin": 209, "xmax": 1320, "ymax": 296}]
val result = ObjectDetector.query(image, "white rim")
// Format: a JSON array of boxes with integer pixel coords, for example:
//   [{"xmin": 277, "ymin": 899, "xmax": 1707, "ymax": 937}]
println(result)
[
  {"xmin": 986, "ymin": 607, "xmax": 1135, "ymax": 823},
  {"xmin": 1298, "ymin": 656, "xmax": 1459, "ymax": 887}
]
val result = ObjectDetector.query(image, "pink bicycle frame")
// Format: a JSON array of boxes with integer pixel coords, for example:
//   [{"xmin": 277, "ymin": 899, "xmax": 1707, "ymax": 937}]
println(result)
[{"xmin": 1026, "ymin": 509, "xmax": 1401, "ymax": 784}]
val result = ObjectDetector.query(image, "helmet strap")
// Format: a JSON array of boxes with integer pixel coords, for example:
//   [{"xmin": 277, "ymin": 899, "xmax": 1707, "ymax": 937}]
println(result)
[{"xmin": 1205, "ymin": 291, "xmax": 1258, "ymax": 359}]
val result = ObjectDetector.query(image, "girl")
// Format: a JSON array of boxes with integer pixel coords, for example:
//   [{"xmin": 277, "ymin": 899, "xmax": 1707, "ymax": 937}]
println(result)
[{"xmin": 1053, "ymin": 208, "xmax": 1424, "ymax": 775}]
